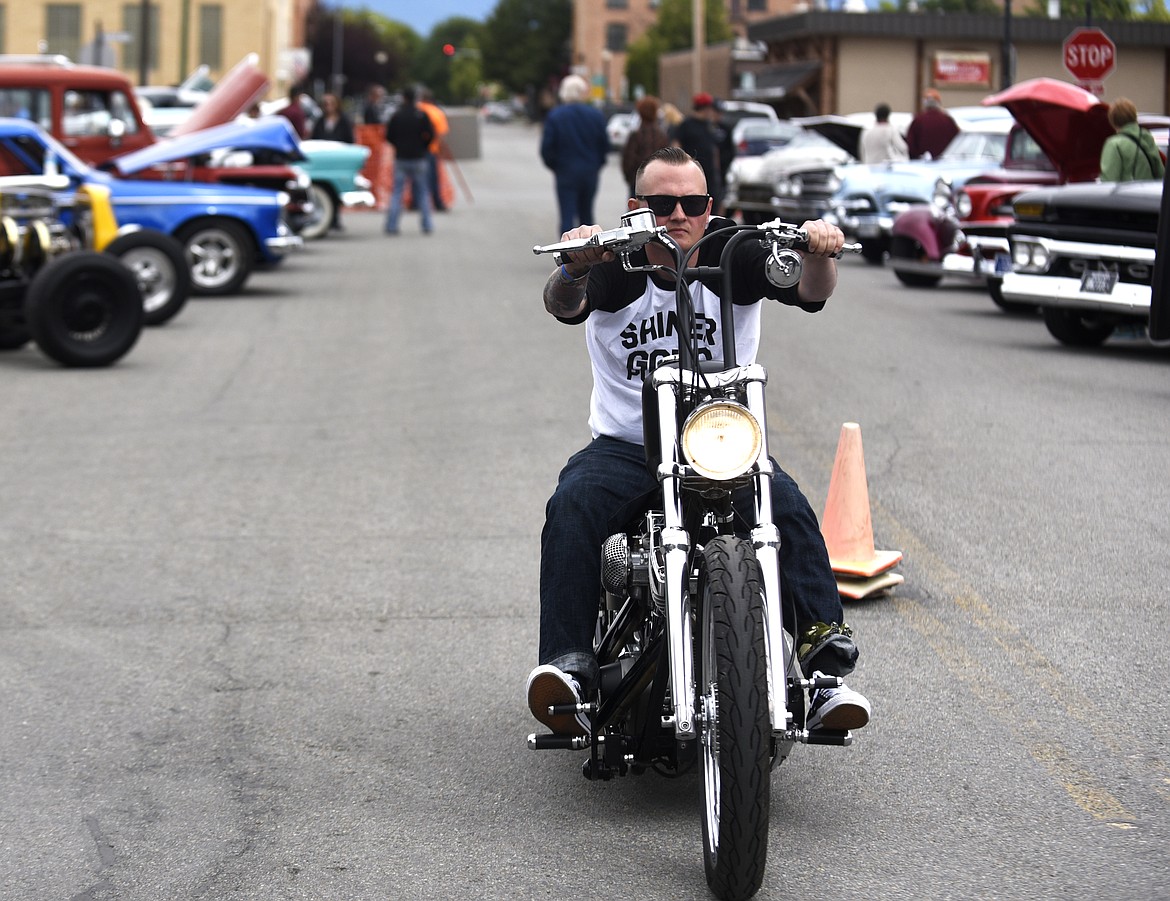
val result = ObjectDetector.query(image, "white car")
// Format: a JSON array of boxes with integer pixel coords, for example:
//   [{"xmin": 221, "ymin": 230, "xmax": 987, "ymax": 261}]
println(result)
[{"xmin": 607, "ymin": 112, "xmax": 637, "ymax": 149}]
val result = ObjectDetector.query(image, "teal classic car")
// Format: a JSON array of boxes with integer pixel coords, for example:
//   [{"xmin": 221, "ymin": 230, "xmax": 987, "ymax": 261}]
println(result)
[{"xmin": 297, "ymin": 139, "xmax": 375, "ymax": 240}]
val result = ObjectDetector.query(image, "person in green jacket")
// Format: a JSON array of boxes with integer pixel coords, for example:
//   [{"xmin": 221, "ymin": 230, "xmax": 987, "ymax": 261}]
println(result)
[{"xmin": 1099, "ymin": 98, "xmax": 1165, "ymax": 182}]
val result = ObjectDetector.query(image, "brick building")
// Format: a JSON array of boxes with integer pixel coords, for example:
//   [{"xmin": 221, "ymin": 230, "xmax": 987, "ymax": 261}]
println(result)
[
  {"xmin": 571, "ymin": 0, "xmax": 800, "ymax": 102},
  {"xmin": 1, "ymin": 0, "xmax": 311, "ymax": 94}
]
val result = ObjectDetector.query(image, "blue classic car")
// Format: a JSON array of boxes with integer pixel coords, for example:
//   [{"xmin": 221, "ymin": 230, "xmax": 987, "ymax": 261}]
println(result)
[{"xmin": 0, "ymin": 117, "xmax": 300, "ymax": 295}]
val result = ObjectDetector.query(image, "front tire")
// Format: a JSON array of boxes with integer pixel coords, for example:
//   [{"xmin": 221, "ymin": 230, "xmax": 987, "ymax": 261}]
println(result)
[
  {"xmin": 698, "ymin": 536, "xmax": 771, "ymax": 901},
  {"xmin": 105, "ymin": 230, "xmax": 191, "ymax": 326},
  {"xmin": 1043, "ymin": 308, "xmax": 1114, "ymax": 346},
  {"xmin": 178, "ymin": 219, "xmax": 254, "ymax": 296},
  {"xmin": 24, "ymin": 252, "xmax": 144, "ymax": 367}
]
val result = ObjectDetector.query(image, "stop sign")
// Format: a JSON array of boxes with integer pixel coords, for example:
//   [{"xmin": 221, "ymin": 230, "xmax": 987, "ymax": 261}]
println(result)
[{"xmin": 1063, "ymin": 27, "xmax": 1117, "ymax": 82}]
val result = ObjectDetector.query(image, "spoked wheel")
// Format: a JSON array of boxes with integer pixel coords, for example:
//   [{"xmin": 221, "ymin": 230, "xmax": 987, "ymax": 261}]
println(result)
[{"xmin": 697, "ymin": 536, "xmax": 771, "ymax": 901}]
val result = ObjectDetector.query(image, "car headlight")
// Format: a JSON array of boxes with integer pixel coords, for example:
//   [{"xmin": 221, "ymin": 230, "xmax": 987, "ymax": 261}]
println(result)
[
  {"xmin": 680, "ymin": 402, "xmax": 763, "ymax": 481},
  {"xmin": 773, "ymin": 177, "xmax": 799, "ymax": 198},
  {"xmin": 276, "ymin": 191, "xmax": 291, "ymax": 207},
  {"xmin": 931, "ymin": 178, "xmax": 952, "ymax": 212},
  {"xmin": 955, "ymin": 191, "xmax": 973, "ymax": 219},
  {"xmin": 1010, "ymin": 239, "xmax": 1050, "ymax": 273},
  {"xmin": 823, "ymin": 173, "xmax": 842, "ymax": 194}
]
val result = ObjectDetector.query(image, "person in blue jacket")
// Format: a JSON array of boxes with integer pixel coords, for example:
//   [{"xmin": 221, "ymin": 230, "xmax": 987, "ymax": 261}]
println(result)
[{"xmin": 540, "ymin": 74, "xmax": 610, "ymax": 235}]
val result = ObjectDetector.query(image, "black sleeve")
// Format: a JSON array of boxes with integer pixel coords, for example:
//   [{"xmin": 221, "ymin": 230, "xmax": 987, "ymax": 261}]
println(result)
[{"xmin": 701, "ymin": 218, "xmax": 823, "ymax": 312}]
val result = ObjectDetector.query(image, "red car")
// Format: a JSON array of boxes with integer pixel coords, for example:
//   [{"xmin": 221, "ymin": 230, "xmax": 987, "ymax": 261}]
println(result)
[{"xmin": 888, "ymin": 78, "xmax": 1167, "ymax": 310}]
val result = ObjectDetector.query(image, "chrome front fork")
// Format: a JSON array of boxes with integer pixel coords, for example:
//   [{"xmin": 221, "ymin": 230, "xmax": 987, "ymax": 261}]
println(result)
[{"xmin": 744, "ymin": 377, "xmax": 791, "ymax": 737}]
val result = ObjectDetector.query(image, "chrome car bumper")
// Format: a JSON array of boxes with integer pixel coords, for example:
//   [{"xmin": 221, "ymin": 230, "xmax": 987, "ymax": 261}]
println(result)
[
  {"xmin": 1000, "ymin": 272, "xmax": 1151, "ymax": 314},
  {"xmin": 1001, "ymin": 235, "xmax": 1153, "ymax": 314},
  {"xmin": 266, "ymin": 233, "xmax": 304, "ymax": 254},
  {"xmin": 341, "ymin": 190, "xmax": 376, "ymax": 208}
]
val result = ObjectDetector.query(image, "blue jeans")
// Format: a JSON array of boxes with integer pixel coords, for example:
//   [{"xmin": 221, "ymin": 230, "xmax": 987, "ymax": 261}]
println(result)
[
  {"xmin": 385, "ymin": 157, "xmax": 433, "ymax": 233},
  {"xmin": 539, "ymin": 436, "xmax": 847, "ymax": 688},
  {"xmin": 554, "ymin": 169, "xmax": 600, "ymax": 235}
]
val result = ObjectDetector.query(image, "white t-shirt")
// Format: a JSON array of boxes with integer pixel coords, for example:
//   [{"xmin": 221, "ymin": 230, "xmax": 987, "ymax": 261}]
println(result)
[{"xmin": 556, "ymin": 218, "xmax": 824, "ymax": 445}]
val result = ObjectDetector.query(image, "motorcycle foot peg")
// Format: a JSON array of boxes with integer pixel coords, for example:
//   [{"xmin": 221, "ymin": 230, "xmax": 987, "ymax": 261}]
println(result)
[
  {"xmin": 548, "ymin": 702, "xmax": 594, "ymax": 717},
  {"xmin": 804, "ymin": 729, "xmax": 853, "ymax": 747},
  {"xmin": 527, "ymin": 733, "xmax": 590, "ymax": 751}
]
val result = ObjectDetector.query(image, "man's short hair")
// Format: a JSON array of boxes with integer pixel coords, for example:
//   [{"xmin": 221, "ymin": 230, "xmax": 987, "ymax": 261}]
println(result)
[
  {"xmin": 874, "ymin": 103, "xmax": 891, "ymax": 122},
  {"xmin": 633, "ymin": 147, "xmax": 705, "ymax": 194}
]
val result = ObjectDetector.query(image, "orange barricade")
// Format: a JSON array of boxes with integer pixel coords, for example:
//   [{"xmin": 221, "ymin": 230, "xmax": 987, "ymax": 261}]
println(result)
[{"xmin": 352, "ymin": 124, "xmax": 456, "ymax": 212}]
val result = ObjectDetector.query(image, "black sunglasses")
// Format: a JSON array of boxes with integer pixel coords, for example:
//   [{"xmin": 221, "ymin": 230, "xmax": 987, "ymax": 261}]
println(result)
[{"xmin": 636, "ymin": 194, "xmax": 710, "ymax": 217}]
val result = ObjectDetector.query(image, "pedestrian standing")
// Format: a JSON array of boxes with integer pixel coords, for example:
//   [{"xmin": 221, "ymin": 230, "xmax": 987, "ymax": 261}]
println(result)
[
  {"xmin": 670, "ymin": 93, "xmax": 728, "ymax": 214},
  {"xmin": 363, "ymin": 85, "xmax": 387, "ymax": 125},
  {"xmin": 311, "ymin": 93, "xmax": 354, "ymax": 143},
  {"xmin": 860, "ymin": 102, "xmax": 907, "ymax": 164},
  {"xmin": 418, "ymin": 89, "xmax": 451, "ymax": 212},
  {"xmin": 540, "ymin": 74, "xmax": 610, "ymax": 235},
  {"xmin": 1099, "ymin": 98, "xmax": 1165, "ymax": 182},
  {"xmin": 278, "ymin": 84, "xmax": 309, "ymax": 139},
  {"xmin": 621, "ymin": 95, "xmax": 671, "ymax": 199},
  {"xmin": 906, "ymin": 89, "xmax": 958, "ymax": 160},
  {"xmin": 384, "ymin": 87, "xmax": 436, "ymax": 235}
]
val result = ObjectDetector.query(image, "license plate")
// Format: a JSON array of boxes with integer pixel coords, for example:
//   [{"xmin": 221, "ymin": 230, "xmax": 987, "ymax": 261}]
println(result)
[
  {"xmin": 1080, "ymin": 269, "xmax": 1118, "ymax": 294},
  {"xmin": 994, "ymin": 252, "xmax": 1012, "ymax": 275}
]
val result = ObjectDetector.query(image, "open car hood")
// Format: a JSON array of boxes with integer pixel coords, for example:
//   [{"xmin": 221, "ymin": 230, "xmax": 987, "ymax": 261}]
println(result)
[
  {"xmin": 110, "ymin": 116, "xmax": 305, "ymax": 175},
  {"xmin": 794, "ymin": 115, "xmax": 866, "ymax": 159},
  {"xmin": 982, "ymin": 78, "xmax": 1110, "ymax": 183},
  {"xmin": 167, "ymin": 53, "xmax": 269, "ymax": 138}
]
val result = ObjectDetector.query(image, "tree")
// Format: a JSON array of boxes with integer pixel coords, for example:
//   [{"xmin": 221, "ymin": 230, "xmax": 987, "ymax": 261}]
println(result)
[
  {"xmin": 1021, "ymin": 0, "xmax": 1134, "ymax": 15},
  {"xmin": 625, "ymin": 0, "xmax": 733, "ymax": 97},
  {"xmin": 479, "ymin": 0, "xmax": 572, "ymax": 97},
  {"xmin": 305, "ymin": 4, "xmax": 421, "ymax": 98}
]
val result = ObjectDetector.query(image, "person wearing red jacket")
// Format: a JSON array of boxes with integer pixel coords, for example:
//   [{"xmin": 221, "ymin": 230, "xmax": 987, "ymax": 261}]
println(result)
[{"xmin": 906, "ymin": 88, "xmax": 958, "ymax": 160}]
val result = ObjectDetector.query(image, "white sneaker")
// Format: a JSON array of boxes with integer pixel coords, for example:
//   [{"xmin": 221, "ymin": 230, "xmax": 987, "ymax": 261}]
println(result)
[
  {"xmin": 526, "ymin": 665, "xmax": 590, "ymax": 736},
  {"xmin": 807, "ymin": 671, "xmax": 871, "ymax": 731}
]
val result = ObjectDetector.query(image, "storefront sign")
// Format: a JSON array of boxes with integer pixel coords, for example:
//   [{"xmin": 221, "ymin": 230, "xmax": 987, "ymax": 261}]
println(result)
[{"xmin": 933, "ymin": 51, "xmax": 992, "ymax": 87}]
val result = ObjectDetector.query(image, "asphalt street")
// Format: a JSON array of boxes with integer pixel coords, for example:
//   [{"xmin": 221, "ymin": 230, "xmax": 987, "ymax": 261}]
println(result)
[{"xmin": 1, "ymin": 120, "xmax": 1168, "ymax": 900}]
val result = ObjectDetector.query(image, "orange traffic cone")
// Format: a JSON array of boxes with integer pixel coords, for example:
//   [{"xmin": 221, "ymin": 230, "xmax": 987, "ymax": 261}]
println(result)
[{"xmin": 821, "ymin": 422, "xmax": 903, "ymax": 599}]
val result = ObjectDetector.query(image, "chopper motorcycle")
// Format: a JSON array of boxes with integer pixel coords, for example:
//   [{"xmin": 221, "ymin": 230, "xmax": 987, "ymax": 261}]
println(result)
[{"xmin": 530, "ymin": 210, "xmax": 863, "ymax": 900}]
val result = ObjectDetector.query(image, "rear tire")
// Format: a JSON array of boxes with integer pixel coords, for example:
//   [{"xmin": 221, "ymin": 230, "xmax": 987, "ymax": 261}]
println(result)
[
  {"xmin": 698, "ymin": 536, "xmax": 770, "ymax": 901},
  {"xmin": 300, "ymin": 183, "xmax": 337, "ymax": 241},
  {"xmin": 24, "ymin": 252, "xmax": 143, "ymax": 367},
  {"xmin": 105, "ymin": 230, "xmax": 191, "ymax": 326},
  {"xmin": 1043, "ymin": 308, "xmax": 1114, "ymax": 346}
]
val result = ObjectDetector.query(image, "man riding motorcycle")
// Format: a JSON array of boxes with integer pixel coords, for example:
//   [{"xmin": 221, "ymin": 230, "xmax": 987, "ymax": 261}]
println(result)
[{"xmin": 527, "ymin": 147, "xmax": 871, "ymax": 737}]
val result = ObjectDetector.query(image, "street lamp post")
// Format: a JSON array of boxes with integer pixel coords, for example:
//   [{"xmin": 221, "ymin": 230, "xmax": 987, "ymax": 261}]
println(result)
[
  {"xmin": 692, "ymin": 0, "xmax": 704, "ymax": 94},
  {"xmin": 332, "ymin": 8, "xmax": 344, "ymax": 96}
]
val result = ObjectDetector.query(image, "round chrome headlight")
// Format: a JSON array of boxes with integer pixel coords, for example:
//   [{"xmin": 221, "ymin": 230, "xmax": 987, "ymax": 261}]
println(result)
[
  {"xmin": 681, "ymin": 402, "xmax": 763, "ymax": 481},
  {"xmin": 955, "ymin": 191, "xmax": 973, "ymax": 220},
  {"xmin": 931, "ymin": 178, "xmax": 952, "ymax": 212}
]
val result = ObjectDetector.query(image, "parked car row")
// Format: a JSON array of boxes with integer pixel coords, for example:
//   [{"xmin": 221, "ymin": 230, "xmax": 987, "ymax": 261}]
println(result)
[
  {"xmin": 0, "ymin": 54, "xmax": 374, "ymax": 248},
  {"xmin": 718, "ymin": 79, "xmax": 1166, "ymax": 350},
  {"xmin": 0, "ymin": 55, "xmax": 380, "ymax": 368}
]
